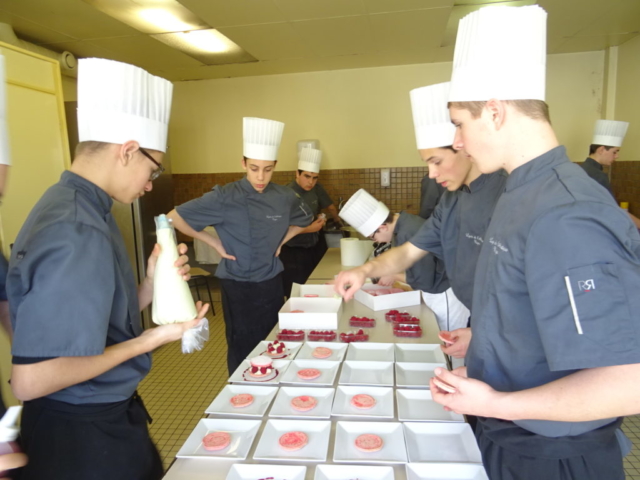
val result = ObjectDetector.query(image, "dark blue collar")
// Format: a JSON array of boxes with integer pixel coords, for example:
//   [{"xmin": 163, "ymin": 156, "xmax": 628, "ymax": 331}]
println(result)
[
  {"xmin": 60, "ymin": 170, "xmax": 113, "ymax": 217},
  {"xmin": 584, "ymin": 157, "xmax": 603, "ymax": 171},
  {"xmin": 506, "ymin": 146, "xmax": 568, "ymax": 192}
]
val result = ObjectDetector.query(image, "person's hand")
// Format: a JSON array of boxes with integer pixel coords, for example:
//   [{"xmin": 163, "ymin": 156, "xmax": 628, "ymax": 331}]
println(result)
[
  {"xmin": 208, "ymin": 236, "xmax": 236, "ymax": 261},
  {"xmin": 308, "ymin": 218, "xmax": 326, "ymax": 233},
  {"xmin": 430, "ymin": 367, "xmax": 504, "ymax": 417},
  {"xmin": 145, "ymin": 243, "xmax": 192, "ymax": 282},
  {"xmin": 142, "ymin": 301, "xmax": 210, "ymax": 348},
  {"xmin": 440, "ymin": 328, "xmax": 472, "ymax": 359},
  {"xmin": 377, "ymin": 275, "xmax": 395, "ymax": 286},
  {"xmin": 334, "ymin": 268, "xmax": 367, "ymax": 301},
  {"xmin": 0, "ymin": 452, "xmax": 27, "ymax": 478}
]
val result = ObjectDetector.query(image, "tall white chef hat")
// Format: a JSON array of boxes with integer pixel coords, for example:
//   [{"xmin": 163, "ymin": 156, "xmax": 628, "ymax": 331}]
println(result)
[
  {"xmin": 297, "ymin": 139, "xmax": 319, "ymax": 157},
  {"xmin": 410, "ymin": 82, "xmax": 456, "ymax": 150},
  {"xmin": 0, "ymin": 55, "xmax": 10, "ymax": 166},
  {"xmin": 339, "ymin": 189, "xmax": 390, "ymax": 238},
  {"xmin": 77, "ymin": 58, "xmax": 173, "ymax": 153},
  {"xmin": 592, "ymin": 120, "xmax": 629, "ymax": 148},
  {"xmin": 449, "ymin": 5, "xmax": 547, "ymax": 102},
  {"xmin": 298, "ymin": 147, "xmax": 322, "ymax": 173},
  {"xmin": 243, "ymin": 117, "xmax": 285, "ymax": 161}
]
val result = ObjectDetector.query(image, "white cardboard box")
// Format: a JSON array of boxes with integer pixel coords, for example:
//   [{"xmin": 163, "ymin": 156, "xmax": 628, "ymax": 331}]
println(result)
[
  {"xmin": 279, "ymin": 297, "xmax": 342, "ymax": 330},
  {"xmin": 290, "ymin": 283, "xmax": 339, "ymax": 299},
  {"xmin": 354, "ymin": 284, "xmax": 421, "ymax": 311}
]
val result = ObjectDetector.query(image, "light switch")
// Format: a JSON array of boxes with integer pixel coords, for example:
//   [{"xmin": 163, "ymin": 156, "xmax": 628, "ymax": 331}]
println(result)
[{"xmin": 381, "ymin": 168, "xmax": 390, "ymax": 187}]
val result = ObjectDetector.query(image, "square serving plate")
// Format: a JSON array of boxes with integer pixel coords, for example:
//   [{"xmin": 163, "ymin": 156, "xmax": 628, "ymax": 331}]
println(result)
[
  {"xmin": 269, "ymin": 386, "xmax": 335, "ymax": 419},
  {"xmin": 406, "ymin": 463, "xmax": 489, "ymax": 480},
  {"xmin": 205, "ymin": 384, "xmax": 278, "ymax": 417},
  {"xmin": 279, "ymin": 359, "xmax": 341, "ymax": 386},
  {"xmin": 227, "ymin": 464, "xmax": 307, "ymax": 480},
  {"xmin": 395, "ymin": 362, "xmax": 446, "ymax": 388},
  {"xmin": 175, "ymin": 418, "xmax": 261, "ymax": 460},
  {"xmin": 346, "ymin": 343, "xmax": 395, "ymax": 362},
  {"xmin": 403, "ymin": 423, "xmax": 482, "ymax": 464},
  {"xmin": 332, "ymin": 386, "xmax": 394, "ymax": 419},
  {"xmin": 395, "ymin": 344, "xmax": 446, "ymax": 363},
  {"xmin": 396, "ymin": 389, "xmax": 464, "ymax": 423},
  {"xmin": 253, "ymin": 419, "xmax": 332, "ymax": 462},
  {"xmin": 315, "ymin": 465, "xmax": 395, "ymax": 480},
  {"xmin": 333, "ymin": 421, "xmax": 408, "ymax": 464},
  {"xmin": 247, "ymin": 341, "xmax": 302, "ymax": 361},
  {"xmin": 296, "ymin": 342, "xmax": 348, "ymax": 361},
  {"xmin": 339, "ymin": 361, "xmax": 394, "ymax": 387},
  {"xmin": 228, "ymin": 359, "xmax": 290, "ymax": 385}
]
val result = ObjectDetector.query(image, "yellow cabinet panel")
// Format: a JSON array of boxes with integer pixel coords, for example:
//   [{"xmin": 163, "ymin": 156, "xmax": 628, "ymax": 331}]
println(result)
[{"xmin": 0, "ymin": 46, "xmax": 56, "ymax": 93}]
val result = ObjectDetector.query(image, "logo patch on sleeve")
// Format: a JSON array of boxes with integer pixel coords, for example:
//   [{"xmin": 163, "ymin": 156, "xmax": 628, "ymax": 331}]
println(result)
[{"xmin": 578, "ymin": 279, "xmax": 595, "ymax": 292}]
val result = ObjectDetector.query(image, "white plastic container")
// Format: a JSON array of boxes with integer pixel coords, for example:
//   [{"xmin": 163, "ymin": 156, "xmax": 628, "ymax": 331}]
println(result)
[
  {"xmin": 0, "ymin": 406, "xmax": 22, "ymax": 477},
  {"xmin": 152, "ymin": 214, "xmax": 197, "ymax": 325}
]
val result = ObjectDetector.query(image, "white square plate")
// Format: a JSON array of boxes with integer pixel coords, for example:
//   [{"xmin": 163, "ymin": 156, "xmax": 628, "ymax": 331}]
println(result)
[
  {"xmin": 269, "ymin": 387, "xmax": 335, "ymax": 419},
  {"xmin": 228, "ymin": 359, "xmax": 290, "ymax": 385},
  {"xmin": 346, "ymin": 343, "xmax": 395, "ymax": 362},
  {"xmin": 339, "ymin": 361, "xmax": 394, "ymax": 387},
  {"xmin": 175, "ymin": 418, "xmax": 261, "ymax": 460},
  {"xmin": 395, "ymin": 344, "xmax": 446, "ymax": 363},
  {"xmin": 403, "ymin": 423, "xmax": 482, "ymax": 463},
  {"xmin": 280, "ymin": 360, "xmax": 340, "ymax": 386},
  {"xmin": 296, "ymin": 342, "xmax": 348, "ymax": 361},
  {"xmin": 227, "ymin": 464, "xmax": 307, "ymax": 480},
  {"xmin": 406, "ymin": 463, "xmax": 489, "ymax": 480},
  {"xmin": 315, "ymin": 465, "xmax": 395, "ymax": 480},
  {"xmin": 247, "ymin": 341, "xmax": 303, "ymax": 361},
  {"xmin": 253, "ymin": 419, "xmax": 332, "ymax": 462},
  {"xmin": 395, "ymin": 362, "xmax": 446, "ymax": 388},
  {"xmin": 332, "ymin": 386, "xmax": 394, "ymax": 419},
  {"xmin": 333, "ymin": 421, "xmax": 408, "ymax": 464},
  {"xmin": 205, "ymin": 385, "xmax": 278, "ymax": 417},
  {"xmin": 396, "ymin": 389, "xmax": 464, "ymax": 422}
]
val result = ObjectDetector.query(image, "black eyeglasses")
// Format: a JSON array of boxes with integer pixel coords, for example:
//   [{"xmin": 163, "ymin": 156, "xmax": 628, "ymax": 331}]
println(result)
[
  {"xmin": 368, "ymin": 227, "xmax": 381, "ymax": 240},
  {"xmin": 139, "ymin": 147, "xmax": 165, "ymax": 181}
]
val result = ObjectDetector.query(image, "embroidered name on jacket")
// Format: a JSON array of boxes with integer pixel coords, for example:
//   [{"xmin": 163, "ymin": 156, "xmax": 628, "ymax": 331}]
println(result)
[
  {"xmin": 266, "ymin": 215, "xmax": 282, "ymax": 221},
  {"xmin": 489, "ymin": 237, "xmax": 509, "ymax": 255},
  {"xmin": 465, "ymin": 233, "xmax": 484, "ymax": 245}
]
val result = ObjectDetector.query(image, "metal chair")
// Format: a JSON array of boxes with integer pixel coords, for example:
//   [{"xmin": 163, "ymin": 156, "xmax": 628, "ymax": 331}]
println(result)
[{"xmin": 188, "ymin": 267, "xmax": 215, "ymax": 314}]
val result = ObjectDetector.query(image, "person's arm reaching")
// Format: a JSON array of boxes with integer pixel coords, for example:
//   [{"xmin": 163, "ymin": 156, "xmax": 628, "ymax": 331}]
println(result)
[
  {"xmin": 167, "ymin": 209, "xmax": 236, "ymax": 260},
  {"xmin": 275, "ymin": 226, "xmax": 306, "ymax": 257},
  {"xmin": 334, "ymin": 242, "xmax": 428, "ymax": 300}
]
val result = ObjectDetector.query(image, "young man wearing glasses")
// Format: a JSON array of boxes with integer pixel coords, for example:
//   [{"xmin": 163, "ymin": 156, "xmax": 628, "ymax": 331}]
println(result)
[{"xmin": 7, "ymin": 59, "xmax": 207, "ymax": 480}]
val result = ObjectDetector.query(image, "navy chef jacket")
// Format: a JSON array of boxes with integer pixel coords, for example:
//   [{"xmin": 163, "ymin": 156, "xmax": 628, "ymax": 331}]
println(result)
[{"xmin": 285, "ymin": 181, "xmax": 333, "ymax": 248}]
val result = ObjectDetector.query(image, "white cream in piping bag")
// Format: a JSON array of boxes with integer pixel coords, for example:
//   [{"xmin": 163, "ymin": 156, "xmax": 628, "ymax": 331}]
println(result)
[{"xmin": 152, "ymin": 214, "xmax": 197, "ymax": 325}]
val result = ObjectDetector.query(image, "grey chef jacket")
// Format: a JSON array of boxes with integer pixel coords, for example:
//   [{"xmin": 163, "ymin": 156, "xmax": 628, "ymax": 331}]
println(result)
[
  {"xmin": 419, "ymin": 176, "xmax": 446, "ymax": 219},
  {"xmin": 7, "ymin": 171, "xmax": 150, "ymax": 404},
  {"xmin": 394, "ymin": 212, "xmax": 449, "ymax": 294},
  {"xmin": 580, "ymin": 157, "xmax": 614, "ymax": 196},
  {"xmin": 285, "ymin": 181, "xmax": 333, "ymax": 248},
  {"xmin": 468, "ymin": 146, "xmax": 640, "ymax": 438},
  {"xmin": 176, "ymin": 177, "xmax": 312, "ymax": 282},
  {"xmin": 409, "ymin": 171, "xmax": 507, "ymax": 309}
]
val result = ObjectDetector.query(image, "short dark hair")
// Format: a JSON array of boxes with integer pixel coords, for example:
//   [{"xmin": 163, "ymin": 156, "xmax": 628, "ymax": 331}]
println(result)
[
  {"xmin": 382, "ymin": 212, "xmax": 394, "ymax": 224},
  {"xmin": 449, "ymin": 100, "xmax": 551, "ymax": 123},
  {"xmin": 589, "ymin": 144, "xmax": 615, "ymax": 155},
  {"xmin": 297, "ymin": 169, "xmax": 303, "ymax": 175},
  {"xmin": 75, "ymin": 141, "xmax": 111, "ymax": 157}
]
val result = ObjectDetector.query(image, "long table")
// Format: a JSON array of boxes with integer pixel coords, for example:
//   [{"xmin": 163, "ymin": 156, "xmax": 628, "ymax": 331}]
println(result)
[{"xmin": 163, "ymin": 249, "xmax": 442, "ymax": 480}]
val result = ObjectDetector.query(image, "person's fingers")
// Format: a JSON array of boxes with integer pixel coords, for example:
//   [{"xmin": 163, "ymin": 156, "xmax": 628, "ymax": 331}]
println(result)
[{"xmin": 177, "ymin": 243, "xmax": 188, "ymax": 255}]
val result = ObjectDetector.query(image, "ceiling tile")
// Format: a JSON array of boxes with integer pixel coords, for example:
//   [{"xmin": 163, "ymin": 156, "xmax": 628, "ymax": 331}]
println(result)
[
  {"xmin": 272, "ymin": 0, "xmax": 365, "ymax": 21},
  {"xmin": 178, "ymin": 0, "xmax": 286, "ymax": 27},
  {"xmin": 575, "ymin": 0, "xmax": 640, "ymax": 36},
  {"xmin": 363, "ymin": 0, "xmax": 452, "ymax": 14},
  {"xmin": 0, "ymin": 10, "xmax": 76, "ymax": 44},
  {"xmin": 552, "ymin": 32, "xmax": 638, "ymax": 54},
  {"xmin": 219, "ymin": 23, "xmax": 315, "ymax": 60},
  {"xmin": 538, "ymin": 0, "xmax": 618, "ymax": 39},
  {"xmin": 292, "ymin": 16, "xmax": 377, "ymax": 57},
  {"xmin": 369, "ymin": 8, "xmax": 451, "ymax": 53},
  {"xmin": 40, "ymin": 39, "xmax": 118, "ymax": 59}
]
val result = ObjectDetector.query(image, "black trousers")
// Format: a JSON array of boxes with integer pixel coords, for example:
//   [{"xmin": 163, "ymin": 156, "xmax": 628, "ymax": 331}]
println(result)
[
  {"xmin": 16, "ymin": 394, "xmax": 163, "ymax": 480},
  {"xmin": 220, "ymin": 274, "xmax": 285, "ymax": 374},
  {"xmin": 476, "ymin": 419, "xmax": 624, "ymax": 480},
  {"xmin": 279, "ymin": 245, "xmax": 318, "ymax": 299}
]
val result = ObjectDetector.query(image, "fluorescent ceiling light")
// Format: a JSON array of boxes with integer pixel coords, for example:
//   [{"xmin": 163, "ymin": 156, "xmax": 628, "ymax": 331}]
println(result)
[{"xmin": 138, "ymin": 9, "xmax": 195, "ymax": 33}]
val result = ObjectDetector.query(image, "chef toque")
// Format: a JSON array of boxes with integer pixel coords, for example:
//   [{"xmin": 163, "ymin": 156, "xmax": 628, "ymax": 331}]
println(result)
[
  {"xmin": 449, "ymin": 5, "xmax": 547, "ymax": 102},
  {"xmin": 298, "ymin": 147, "xmax": 322, "ymax": 173},
  {"xmin": 339, "ymin": 189, "xmax": 390, "ymax": 238},
  {"xmin": 410, "ymin": 82, "xmax": 456, "ymax": 150},
  {"xmin": 592, "ymin": 120, "xmax": 629, "ymax": 148},
  {"xmin": 0, "ymin": 55, "xmax": 10, "ymax": 166},
  {"xmin": 78, "ymin": 58, "xmax": 173, "ymax": 153},
  {"xmin": 243, "ymin": 117, "xmax": 285, "ymax": 161},
  {"xmin": 297, "ymin": 139, "xmax": 319, "ymax": 157}
]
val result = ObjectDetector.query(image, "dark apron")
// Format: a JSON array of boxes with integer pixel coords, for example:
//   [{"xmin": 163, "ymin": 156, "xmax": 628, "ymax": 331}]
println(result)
[
  {"xmin": 280, "ymin": 245, "xmax": 318, "ymax": 299},
  {"xmin": 476, "ymin": 417, "xmax": 624, "ymax": 480},
  {"xmin": 220, "ymin": 273, "xmax": 285, "ymax": 374},
  {"xmin": 16, "ymin": 393, "xmax": 163, "ymax": 480}
]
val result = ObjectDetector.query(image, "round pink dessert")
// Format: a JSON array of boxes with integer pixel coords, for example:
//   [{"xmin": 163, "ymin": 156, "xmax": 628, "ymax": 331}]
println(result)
[
  {"xmin": 355, "ymin": 434, "xmax": 383, "ymax": 452},
  {"xmin": 203, "ymin": 432, "xmax": 231, "ymax": 451},
  {"xmin": 297, "ymin": 368, "xmax": 321, "ymax": 380},
  {"xmin": 230, "ymin": 393, "xmax": 254, "ymax": 408},
  {"xmin": 312, "ymin": 347, "xmax": 332, "ymax": 359},
  {"xmin": 351, "ymin": 394, "xmax": 376, "ymax": 410},
  {"xmin": 290, "ymin": 395, "xmax": 318, "ymax": 412},
  {"xmin": 279, "ymin": 431, "xmax": 308, "ymax": 451}
]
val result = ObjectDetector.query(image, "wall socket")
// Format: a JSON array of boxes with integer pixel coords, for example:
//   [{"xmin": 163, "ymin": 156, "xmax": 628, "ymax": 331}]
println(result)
[{"xmin": 381, "ymin": 168, "xmax": 390, "ymax": 187}]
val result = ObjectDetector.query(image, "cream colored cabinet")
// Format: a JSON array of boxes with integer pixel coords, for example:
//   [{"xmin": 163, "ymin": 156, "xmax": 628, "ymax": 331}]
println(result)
[{"xmin": 0, "ymin": 41, "xmax": 70, "ymax": 406}]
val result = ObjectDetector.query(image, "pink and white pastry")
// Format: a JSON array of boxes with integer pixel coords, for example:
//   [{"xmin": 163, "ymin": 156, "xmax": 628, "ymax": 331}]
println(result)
[
  {"xmin": 354, "ymin": 433, "xmax": 383, "ymax": 452},
  {"xmin": 248, "ymin": 355, "xmax": 274, "ymax": 378},
  {"xmin": 297, "ymin": 368, "xmax": 321, "ymax": 380},
  {"xmin": 229, "ymin": 393, "xmax": 254, "ymax": 408},
  {"xmin": 290, "ymin": 395, "xmax": 318, "ymax": 412},
  {"xmin": 202, "ymin": 431, "xmax": 231, "ymax": 451},
  {"xmin": 279, "ymin": 431, "xmax": 308, "ymax": 451},
  {"xmin": 312, "ymin": 347, "xmax": 332, "ymax": 359},
  {"xmin": 265, "ymin": 340, "xmax": 287, "ymax": 357},
  {"xmin": 350, "ymin": 394, "xmax": 376, "ymax": 410}
]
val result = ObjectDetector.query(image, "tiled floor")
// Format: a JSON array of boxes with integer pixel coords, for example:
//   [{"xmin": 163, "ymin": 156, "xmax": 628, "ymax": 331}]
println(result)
[{"xmin": 139, "ymin": 286, "xmax": 640, "ymax": 478}]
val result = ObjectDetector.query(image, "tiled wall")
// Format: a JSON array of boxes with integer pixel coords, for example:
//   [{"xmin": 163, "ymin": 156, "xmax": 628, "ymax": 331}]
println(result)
[
  {"xmin": 611, "ymin": 161, "xmax": 640, "ymax": 217},
  {"xmin": 173, "ymin": 166, "xmax": 428, "ymax": 215}
]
